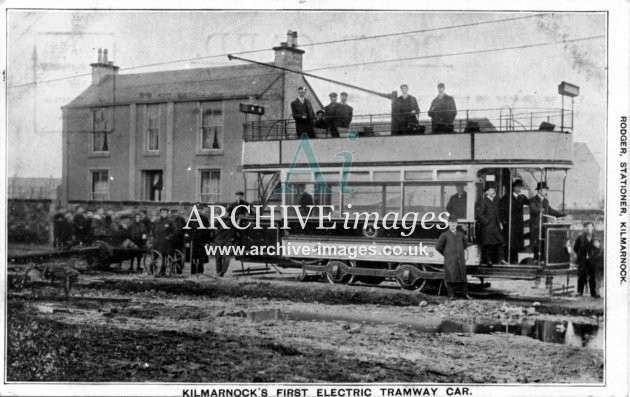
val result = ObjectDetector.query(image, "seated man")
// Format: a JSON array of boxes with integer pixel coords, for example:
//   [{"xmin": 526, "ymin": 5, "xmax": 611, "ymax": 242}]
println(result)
[{"xmin": 313, "ymin": 110, "xmax": 327, "ymax": 130}]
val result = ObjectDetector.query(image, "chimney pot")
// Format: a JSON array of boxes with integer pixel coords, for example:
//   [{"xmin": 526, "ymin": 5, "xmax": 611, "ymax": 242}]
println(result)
[
  {"xmin": 292, "ymin": 31, "xmax": 298, "ymax": 47},
  {"xmin": 280, "ymin": 41, "xmax": 287, "ymax": 47},
  {"xmin": 103, "ymin": 49, "xmax": 108, "ymax": 63},
  {"xmin": 97, "ymin": 48, "xmax": 103, "ymax": 63}
]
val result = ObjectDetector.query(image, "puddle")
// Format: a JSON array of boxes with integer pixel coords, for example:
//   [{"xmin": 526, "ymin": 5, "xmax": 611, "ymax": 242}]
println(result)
[{"xmin": 244, "ymin": 309, "xmax": 602, "ymax": 349}]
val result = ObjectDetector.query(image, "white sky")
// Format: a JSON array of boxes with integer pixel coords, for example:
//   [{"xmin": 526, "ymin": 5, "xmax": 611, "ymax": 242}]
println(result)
[{"xmin": 6, "ymin": 11, "xmax": 606, "ymax": 188}]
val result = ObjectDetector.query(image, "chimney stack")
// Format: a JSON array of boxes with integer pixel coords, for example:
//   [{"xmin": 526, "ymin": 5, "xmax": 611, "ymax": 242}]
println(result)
[
  {"xmin": 273, "ymin": 30, "xmax": 304, "ymax": 69},
  {"xmin": 90, "ymin": 47, "xmax": 119, "ymax": 85}
]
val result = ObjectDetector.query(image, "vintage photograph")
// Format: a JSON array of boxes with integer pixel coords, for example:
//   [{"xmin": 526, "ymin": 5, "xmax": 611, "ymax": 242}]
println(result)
[{"xmin": 1, "ymin": 3, "xmax": 627, "ymax": 396}]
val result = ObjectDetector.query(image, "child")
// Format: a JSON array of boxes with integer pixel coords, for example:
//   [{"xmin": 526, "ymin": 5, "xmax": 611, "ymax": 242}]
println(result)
[{"xmin": 436, "ymin": 214, "xmax": 472, "ymax": 300}]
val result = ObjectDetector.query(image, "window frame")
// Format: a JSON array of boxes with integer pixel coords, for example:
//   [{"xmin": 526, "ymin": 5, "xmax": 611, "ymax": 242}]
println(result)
[
  {"xmin": 90, "ymin": 169, "xmax": 110, "ymax": 201},
  {"xmin": 90, "ymin": 107, "xmax": 110, "ymax": 155},
  {"xmin": 145, "ymin": 103, "xmax": 161, "ymax": 153},
  {"xmin": 197, "ymin": 101, "xmax": 224, "ymax": 155},
  {"xmin": 198, "ymin": 168, "xmax": 222, "ymax": 203}
]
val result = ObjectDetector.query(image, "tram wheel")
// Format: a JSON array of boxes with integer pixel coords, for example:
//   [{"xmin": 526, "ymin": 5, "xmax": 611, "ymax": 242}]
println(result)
[
  {"xmin": 324, "ymin": 260, "xmax": 352, "ymax": 284},
  {"xmin": 395, "ymin": 264, "xmax": 426, "ymax": 291},
  {"xmin": 361, "ymin": 225, "xmax": 380, "ymax": 239}
]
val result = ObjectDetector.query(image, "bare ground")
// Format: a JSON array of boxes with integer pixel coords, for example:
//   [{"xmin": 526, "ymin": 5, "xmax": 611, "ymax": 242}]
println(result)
[{"xmin": 6, "ymin": 271, "xmax": 604, "ymax": 384}]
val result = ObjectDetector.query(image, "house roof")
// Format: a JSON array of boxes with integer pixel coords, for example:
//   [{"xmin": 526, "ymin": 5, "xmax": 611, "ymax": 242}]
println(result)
[{"xmin": 64, "ymin": 63, "xmax": 284, "ymax": 108}]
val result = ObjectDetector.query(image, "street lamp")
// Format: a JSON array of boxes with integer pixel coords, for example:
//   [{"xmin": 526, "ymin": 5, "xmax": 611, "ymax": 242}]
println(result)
[{"xmin": 558, "ymin": 81, "xmax": 580, "ymax": 132}]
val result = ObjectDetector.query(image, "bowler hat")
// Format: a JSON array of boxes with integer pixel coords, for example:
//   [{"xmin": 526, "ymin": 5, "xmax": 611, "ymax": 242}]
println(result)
[
  {"xmin": 535, "ymin": 181, "xmax": 549, "ymax": 190},
  {"xmin": 235, "ymin": 191, "xmax": 245, "ymax": 196},
  {"xmin": 160, "ymin": 207, "xmax": 170, "ymax": 212},
  {"xmin": 437, "ymin": 82, "xmax": 445, "ymax": 88},
  {"xmin": 512, "ymin": 179, "xmax": 524, "ymax": 188},
  {"xmin": 484, "ymin": 182, "xmax": 496, "ymax": 191},
  {"xmin": 448, "ymin": 214, "xmax": 458, "ymax": 222}
]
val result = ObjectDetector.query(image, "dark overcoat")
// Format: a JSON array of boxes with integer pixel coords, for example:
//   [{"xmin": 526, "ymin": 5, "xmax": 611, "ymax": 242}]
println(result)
[
  {"xmin": 499, "ymin": 193, "xmax": 529, "ymax": 250},
  {"xmin": 529, "ymin": 194, "xmax": 565, "ymax": 242},
  {"xmin": 337, "ymin": 103, "xmax": 353, "ymax": 128},
  {"xmin": 324, "ymin": 102, "xmax": 341, "ymax": 135},
  {"xmin": 128, "ymin": 221, "xmax": 148, "ymax": 247},
  {"xmin": 446, "ymin": 192, "xmax": 467, "ymax": 219},
  {"xmin": 189, "ymin": 214, "xmax": 211, "ymax": 262},
  {"xmin": 290, "ymin": 98, "xmax": 316, "ymax": 138},
  {"xmin": 475, "ymin": 196, "xmax": 504, "ymax": 246},
  {"xmin": 391, "ymin": 95, "xmax": 420, "ymax": 134},
  {"xmin": 152, "ymin": 217, "xmax": 175, "ymax": 253},
  {"xmin": 436, "ymin": 230, "xmax": 468, "ymax": 283},
  {"xmin": 428, "ymin": 94, "xmax": 457, "ymax": 132}
]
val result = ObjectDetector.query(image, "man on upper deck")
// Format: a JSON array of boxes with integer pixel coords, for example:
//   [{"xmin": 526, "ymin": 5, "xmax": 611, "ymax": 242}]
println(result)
[
  {"xmin": 428, "ymin": 83, "xmax": 457, "ymax": 133},
  {"xmin": 290, "ymin": 86, "xmax": 316, "ymax": 139},
  {"xmin": 324, "ymin": 92, "xmax": 341, "ymax": 138},
  {"xmin": 391, "ymin": 84, "xmax": 420, "ymax": 135},
  {"xmin": 338, "ymin": 92, "xmax": 353, "ymax": 128}
]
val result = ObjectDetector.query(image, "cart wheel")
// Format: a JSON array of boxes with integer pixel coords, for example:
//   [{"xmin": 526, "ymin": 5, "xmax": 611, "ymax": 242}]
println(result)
[
  {"xmin": 143, "ymin": 251, "xmax": 162, "ymax": 276},
  {"xmin": 168, "ymin": 249, "xmax": 185, "ymax": 275}
]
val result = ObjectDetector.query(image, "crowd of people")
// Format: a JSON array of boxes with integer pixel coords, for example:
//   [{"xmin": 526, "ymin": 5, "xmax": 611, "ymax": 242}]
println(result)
[
  {"xmin": 51, "ymin": 191, "xmax": 251, "ymax": 277},
  {"xmin": 290, "ymin": 83, "xmax": 457, "ymax": 138}
]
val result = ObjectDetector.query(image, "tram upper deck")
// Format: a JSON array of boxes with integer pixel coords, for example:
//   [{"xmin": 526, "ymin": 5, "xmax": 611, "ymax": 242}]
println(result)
[{"xmin": 242, "ymin": 108, "xmax": 573, "ymax": 168}]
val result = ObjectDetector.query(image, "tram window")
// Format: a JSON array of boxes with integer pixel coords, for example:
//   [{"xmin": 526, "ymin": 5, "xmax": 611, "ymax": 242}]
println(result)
[
  {"xmin": 373, "ymin": 171, "xmax": 401, "ymax": 181},
  {"xmin": 437, "ymin": 170, "xmax": 467, "ymax": 181},
  {"xmin": 404, "ymin": 184, "xmax": 443, "ymax": 214},
  {"xmin": 405, "ymin": 171, "xmax": 432, "ymax": 180},
  {"xmin": 444, "ymin": 184, "xmax": 468, "ymax": 219},
  {"xmin": 314, "ymin": 172, "xmax": 341, "ymax": 216},
  {"xmin": 342, "ymin": 171, "xmax": 370, "ymax": 182},
  {"xmin": 343, "ymin": 184, "xmax": 400, "ymax": 214}
]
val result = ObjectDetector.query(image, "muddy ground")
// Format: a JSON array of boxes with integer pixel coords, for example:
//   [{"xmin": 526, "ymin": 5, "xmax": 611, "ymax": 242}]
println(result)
[{"xmin": 6, "ymin": 257, "xmax": 604, "ymax": 384}]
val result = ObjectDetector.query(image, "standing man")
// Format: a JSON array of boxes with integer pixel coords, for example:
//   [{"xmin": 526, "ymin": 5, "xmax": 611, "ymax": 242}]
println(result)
[
  {"xmin": 170, "ymin": 209, "xmax": 187, "ymax": 274},
  {"xmin": 428, "ymin": 83, "xmax": 457, "ymax": 133},
  {"xmin": 72, "ymin": 206, "xmax": 90, "ymax": 246},
  {"xmin": 128, "ymin": 213, "xmax": 148, "ymax": 272},
  {"xmin": 475, "ymin": 182, "xmax": 504, "ymax": 266},
  {"xmin": 338, "ymin": 92, "xmax": 353, "ymax": 128},
  {"xmin": 446, "ymin": 184, "xmax": 467, "ymax": 220},
  {"xmin": 152, "ymin": 208, "xmax": 175, "ymax": 276},
  {"xmin": 573, "ymin": 222, "xmax": 601, "ymax": 298},
  {"xmin": 500, "ymin": 179, "xmax": 530, "ymax": 264},
  {"xmin": 324, "ymin": 92, "xmax": 341, "ymax": 137},
  {"xmin": 290, "ymin": 86, "xmax": 316, "ymax": 139},
  {"xmin": 140, "ymin": 209, "xmax": 153, "ymax": 233},
  {"xmin": 436, "ymin": 214, "xmax": 471, "ymax": 300},
  {"xmin": 529, "ymin": 181, "xmax": 566, "ymax": 262},
  {"xmin": 189, "ymin": 206, "xmax": 210, "ymax": 276},
  {"xmin": 391, "ymin": 84, "xmax": 420, "ymax": 135}
]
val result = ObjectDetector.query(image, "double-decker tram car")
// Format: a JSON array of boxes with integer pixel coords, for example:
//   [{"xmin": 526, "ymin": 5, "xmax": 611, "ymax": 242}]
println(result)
[{"xmin": 234, "ymin": 105, "xmax": 576, "ymax": 295}]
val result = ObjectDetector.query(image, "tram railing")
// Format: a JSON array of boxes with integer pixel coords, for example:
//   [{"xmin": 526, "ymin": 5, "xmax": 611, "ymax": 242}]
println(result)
[{"xmin": 243, "ymin": 107, "xmax": 572, "ymax": 141}]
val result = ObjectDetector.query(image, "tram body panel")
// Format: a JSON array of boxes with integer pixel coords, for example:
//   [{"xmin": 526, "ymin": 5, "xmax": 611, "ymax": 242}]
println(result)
[{"xmin": 280, "ymin": 235, "xmax": 481, "ymax": 266}]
